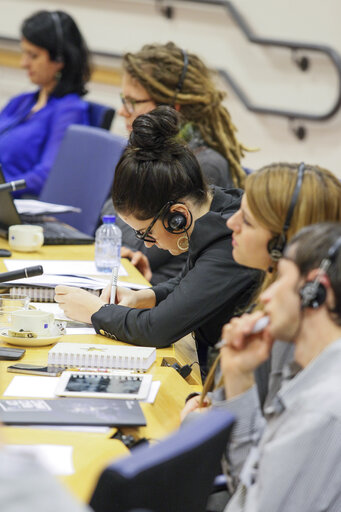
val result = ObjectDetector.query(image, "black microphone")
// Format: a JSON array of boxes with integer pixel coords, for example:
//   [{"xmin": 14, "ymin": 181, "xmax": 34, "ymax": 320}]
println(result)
[
  {"xmin": 0, "ymin": 265, "xmax": 43, "ymax": 283},
  {"xmin": 0, "ymin": 179, "xmax": 26, "ymax": 192}
]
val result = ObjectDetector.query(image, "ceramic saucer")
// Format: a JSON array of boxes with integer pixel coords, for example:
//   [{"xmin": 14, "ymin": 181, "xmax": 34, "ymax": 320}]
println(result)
[{"xmin": 0, "ymin": 329, "xmax": 62, "ymax": 347}]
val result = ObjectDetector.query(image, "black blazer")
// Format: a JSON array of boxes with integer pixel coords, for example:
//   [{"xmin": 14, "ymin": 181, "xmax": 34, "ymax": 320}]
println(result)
[{"xmin": 92, "ymin": 187, "xmax": 260, "ymax": 352}]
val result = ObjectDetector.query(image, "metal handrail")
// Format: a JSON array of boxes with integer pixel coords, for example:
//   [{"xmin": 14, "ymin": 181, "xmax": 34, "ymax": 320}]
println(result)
[{"xmin": 167, "ymin": 0, "xmax": 341, "ymax": 125}]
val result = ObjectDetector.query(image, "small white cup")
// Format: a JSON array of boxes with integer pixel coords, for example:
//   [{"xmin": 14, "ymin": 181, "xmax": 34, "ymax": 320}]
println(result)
[
  {"xmin": 11, "ymin": 310, "xmax": 54, "ymax": 336},
  {"xmin": 8, "ymin": 224, "xmax": 44, "ymax": 252}
]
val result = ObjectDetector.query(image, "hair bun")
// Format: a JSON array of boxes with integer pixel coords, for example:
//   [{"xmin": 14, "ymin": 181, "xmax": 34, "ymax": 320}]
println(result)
[{"xmin": 129, "ymin": 106, "xmax": 181, "ymax": 160}]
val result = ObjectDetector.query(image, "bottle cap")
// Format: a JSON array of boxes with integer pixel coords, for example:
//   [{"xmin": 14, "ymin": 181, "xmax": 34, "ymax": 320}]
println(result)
[{"xmin": 102, "ymin": 215, "xmax": 116, "ymax": 223}]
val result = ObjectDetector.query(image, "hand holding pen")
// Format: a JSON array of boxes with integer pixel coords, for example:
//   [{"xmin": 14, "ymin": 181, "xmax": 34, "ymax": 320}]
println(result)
[
  {"xmin": 215, "ymin": 314, "xmax": 270, "ymax": 350},
  {"xmin": 110, "ymin": 265, "xmax": 119, "ymax": 304},
  {"xmin": 217, "ymin": 313, "xmax": 273, "ymax": 399}
]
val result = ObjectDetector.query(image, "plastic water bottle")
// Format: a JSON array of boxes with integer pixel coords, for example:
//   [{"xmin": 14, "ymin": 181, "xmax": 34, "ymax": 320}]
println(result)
[{"xmin": 95, "ymin": 215, "xmax": 122, "ymax": 273}]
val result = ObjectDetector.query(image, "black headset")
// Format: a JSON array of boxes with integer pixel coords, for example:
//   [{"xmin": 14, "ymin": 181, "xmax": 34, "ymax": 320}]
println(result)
[
  {"xmin": 161, "ymin": 202, "xmax": 191, "ymax": 234},
  {"xmin": 300, "ymin": 235, "xmax": 341, "ymax": 309},
  {"xmin": 50, "ymin": 12, "xmax": 64, "ymax": 63},
  {"xmin": 172, "ymin": 48, "xmax": 189, "ymax": 105},
  {"xmin": 175, "ymin": 48, "xmax": 189, "ymax": 94},
  {"xmin": 267, "ymin": 162, "xmax": 305, "ymax": 262}
]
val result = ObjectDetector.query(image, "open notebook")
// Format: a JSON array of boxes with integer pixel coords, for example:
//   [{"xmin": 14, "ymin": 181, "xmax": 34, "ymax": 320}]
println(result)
[
  {"xmin": 0, "ymin": 259, "xmax": 149, "ymax": 302},
  {"xmin": 0, "ymin": 167, "xmax": 94, "ymax": 245}
]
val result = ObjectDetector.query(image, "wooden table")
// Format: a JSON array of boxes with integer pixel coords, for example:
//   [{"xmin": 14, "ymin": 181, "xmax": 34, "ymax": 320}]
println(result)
[{"xmin": 0, "ymin": 242, "xmax": 202, "ymax": 502}]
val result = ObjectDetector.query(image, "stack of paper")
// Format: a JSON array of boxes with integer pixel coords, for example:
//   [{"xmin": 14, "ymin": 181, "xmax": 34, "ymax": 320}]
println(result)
[{"xmin": 14, "ymin": 199, "xmax": 81, "ymax": 215}]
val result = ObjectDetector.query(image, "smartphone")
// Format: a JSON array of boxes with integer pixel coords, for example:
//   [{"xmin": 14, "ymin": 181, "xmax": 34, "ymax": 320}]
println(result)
[
  {"xmin": 0, "ymin": 347, "xmax": 25, "ymax": 360},
  {"xmin": 7, "ymin": 364, "xmax": 65, "ymax": 377}
]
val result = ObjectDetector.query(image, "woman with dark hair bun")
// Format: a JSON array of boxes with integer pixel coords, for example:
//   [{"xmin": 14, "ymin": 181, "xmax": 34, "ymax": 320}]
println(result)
[
  {"xmin": 0, "ymin": 10, "xmax": 91, "ymax": 197},
  {"xmin": 56, "ymin": 106, "xmax": 260, "ymax": 371}
]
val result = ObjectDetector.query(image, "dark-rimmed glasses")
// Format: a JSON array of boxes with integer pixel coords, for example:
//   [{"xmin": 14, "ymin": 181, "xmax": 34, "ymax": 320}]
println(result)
[
  {"xmin": 134, "ymin": 202, "xmax": 172, "ymax": 243},
  {"xmin": 120, "ymin": 93, "xmax": 152, "ymax": 115}
]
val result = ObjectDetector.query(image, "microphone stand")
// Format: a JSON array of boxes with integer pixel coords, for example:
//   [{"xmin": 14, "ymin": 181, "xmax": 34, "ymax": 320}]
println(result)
[{"xmin": 0, "ymin": 174, "xmax": 27, "ymax": 257}]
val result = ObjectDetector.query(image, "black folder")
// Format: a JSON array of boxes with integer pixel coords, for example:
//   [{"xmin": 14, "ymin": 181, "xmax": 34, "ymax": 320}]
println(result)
[{"xmin": 0, "ymin": 397, "xmax": 146, "ymax": 427}]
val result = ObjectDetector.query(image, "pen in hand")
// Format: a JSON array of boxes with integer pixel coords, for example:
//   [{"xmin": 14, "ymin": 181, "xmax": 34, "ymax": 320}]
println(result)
[
  {"xmin": 110, "ymin": 265, "xmax": 119, "ymax": 304},
  {"xmin": 215, "ymin": 316, "xmax": 270, "ymax": 350}
]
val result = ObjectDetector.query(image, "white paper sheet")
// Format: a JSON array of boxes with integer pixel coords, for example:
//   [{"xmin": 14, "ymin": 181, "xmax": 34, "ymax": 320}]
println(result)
[
  {"xmin": 66, "ymin": 327, "xmax": 96, "ymax": 334},
  {"xmin": 4, "ymin": 259, "xmax": 128, "ymax": 277},
  {"xmin": 6, "ymin": 444, "xmax": 74, "ymax": 475},
  {"xmin": 1, "ymin": 272, "xmax": 106, "ymax": 290},
  {"xmin": 14, "ymin": 199, "xmax": 81, "ymax": 215},
  {"xmin": 143, "ymin": 380, "xmax": 161, "ymax": 404},
  {"xmin": 4, "ymin": 376, "xmax": 60, "ymax": 398}
]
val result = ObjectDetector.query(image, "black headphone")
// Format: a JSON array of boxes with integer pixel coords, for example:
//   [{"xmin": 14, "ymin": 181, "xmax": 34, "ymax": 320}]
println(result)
[
  {"xmin": 172, "ymin": 48, "xmax": 189, "ymax": 105},
  {"xmin": 300, "ymin": 235, "xmax": 341, "ymax": 309},
  {"xmin": 161, "ymin": 202, "xmax": 191, "ymax": 234},
  {"xmin": 176, "ymin": 49, "xmax": 189, "ymax": 94},
  {"xmin": 50, "ymin": 12, "xmax": 64, "ymax": 63},
  {"xmin": 267, "ymin": 162, "xmax": 305, "ymax": 262}
]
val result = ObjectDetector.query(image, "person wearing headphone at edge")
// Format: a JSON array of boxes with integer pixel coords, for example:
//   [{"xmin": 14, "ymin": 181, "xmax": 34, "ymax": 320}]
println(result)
[
  {"xmin": 0, "ymin": 10, "xmax": 90, "ymax": 197},
  {"xmin": 180, "ymin": 163, "xmax": 341, "ymax": 509},
  {"xmin": 220, "ymin": 222, "xmax": 341, "ymax": 511},
  {"xmin": 55, "ymin": 106, "xmax": 261, "ymax": 375},
  {"xmin": 101, "ymin": 42, "xmax": 253, "ymax": 285}
]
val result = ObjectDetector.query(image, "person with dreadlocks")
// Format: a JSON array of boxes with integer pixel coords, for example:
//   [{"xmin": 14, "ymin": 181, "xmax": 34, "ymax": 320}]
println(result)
[{"xmin": 103, "ymin": 41, "xmax": 251, "ymax": 284}]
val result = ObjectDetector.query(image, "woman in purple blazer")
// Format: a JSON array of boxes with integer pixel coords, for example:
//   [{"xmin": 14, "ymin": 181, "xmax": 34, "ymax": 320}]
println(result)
[{"xmin": 0, "ymin": 10, "xmax": 91, "ymax": 197}]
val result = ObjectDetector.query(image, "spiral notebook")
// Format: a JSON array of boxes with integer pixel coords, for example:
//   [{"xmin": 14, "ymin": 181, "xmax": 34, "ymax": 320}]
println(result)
[
  {"xmin": 4, "ymin": 285, "xmax": 100, "ymax": 303},
  {"xmin": 48, "ymin": 343, "xmax": 156, "ymax": 372}
]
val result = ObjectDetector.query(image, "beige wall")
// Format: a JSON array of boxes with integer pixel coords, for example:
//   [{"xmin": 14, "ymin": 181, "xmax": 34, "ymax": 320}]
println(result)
[{"xmin": 0, "ymin": 0, "xmax": 340, "ymax": 176}]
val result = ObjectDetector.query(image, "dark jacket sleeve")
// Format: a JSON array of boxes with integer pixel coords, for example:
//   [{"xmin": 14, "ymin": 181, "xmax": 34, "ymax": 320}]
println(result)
[{"xmin": 91, "ymin": 236, "xmax": 257, "ymax": 348}]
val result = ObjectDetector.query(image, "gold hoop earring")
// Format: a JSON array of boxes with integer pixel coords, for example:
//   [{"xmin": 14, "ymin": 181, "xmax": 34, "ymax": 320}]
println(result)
[{"xmin": 177, "ymin": 235, "xmax": 189, "ymax": 251}]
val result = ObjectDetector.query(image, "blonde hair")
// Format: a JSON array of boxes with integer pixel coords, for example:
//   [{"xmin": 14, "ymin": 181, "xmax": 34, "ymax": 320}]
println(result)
[
  {"xmin": 200, "ymin": 162, "xmax": 341, "ymax": 403},
  {"xmin": 123, "ymin": 42, "xmax": 247, "ymax": 188}
]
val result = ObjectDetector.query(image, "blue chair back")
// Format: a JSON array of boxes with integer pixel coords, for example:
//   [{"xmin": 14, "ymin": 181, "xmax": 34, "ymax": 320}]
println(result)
[
  {"xmin": 39, "ymin": 125, "xmax": 127, "ymax": 236},
  {"xmin": 87, "ymin": 101, "xmax": 116, "ymax": 130},
  {"xmin": 90, "ymin": 409, "xmax": 235, "ymax": 512}
]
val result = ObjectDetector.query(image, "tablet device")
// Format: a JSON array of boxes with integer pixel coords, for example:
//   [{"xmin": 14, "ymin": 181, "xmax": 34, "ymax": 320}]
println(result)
[{"xmin": 55, "ymin": 371, "xmax": 153, "ymax": 400}]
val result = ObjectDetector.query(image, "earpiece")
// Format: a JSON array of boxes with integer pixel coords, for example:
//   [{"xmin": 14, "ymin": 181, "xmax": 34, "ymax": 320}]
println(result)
[
  {"xmin": 165, "ymin": 211, "xmax": 187, "ymax": 233},
  {"xmin": 158, "ymin": 202, "xmax": 192, "ymax": 234},
  {"xmin": 299, "ymin": 282, "xmax": 327, "ymax": 309},
  {"xmin": 299, "ymin": 235, "xmax": 341, "ymax": 309},
  {"xmin": 267, "ymin": 233, "xmax": 287, "ymax": 263},
  {"xmin": 267, "ymin": 162, "xmax": 305, "ymax": 262},
  {"xmin": 50, "ymin": 12, "xmax": 64, "ymax": 63}
]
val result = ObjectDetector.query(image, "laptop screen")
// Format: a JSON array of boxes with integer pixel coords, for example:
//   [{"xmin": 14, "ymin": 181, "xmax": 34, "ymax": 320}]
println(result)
[
  {"xmin": 0, "ymin": 167, "xmax": 22, "ymax": 232},
  {"xmin": 0, "ymin": 166, "xmax": 94, "ymax": 244}
]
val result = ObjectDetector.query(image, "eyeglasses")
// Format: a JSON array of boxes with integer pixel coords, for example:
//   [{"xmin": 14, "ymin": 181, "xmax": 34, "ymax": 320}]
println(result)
[
  {"xmin": 120, "ymin": 93, "xmax": 152, "ymax": 115},
  {"xmin": 134, "ymin": 203, "xmax": 172, "ymax": 243}
]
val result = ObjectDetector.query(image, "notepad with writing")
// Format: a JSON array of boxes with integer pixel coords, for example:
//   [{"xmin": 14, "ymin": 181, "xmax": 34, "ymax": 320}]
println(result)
[{"xmin": 48, "ymin": 343, "xmax": 156, "ymax": 372}]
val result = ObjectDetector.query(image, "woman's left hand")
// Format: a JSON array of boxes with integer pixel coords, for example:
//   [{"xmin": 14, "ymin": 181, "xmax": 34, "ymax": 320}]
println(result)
[{"xmin": 55, "ymin": 285, "xmax": 105, "ymax": 323}]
